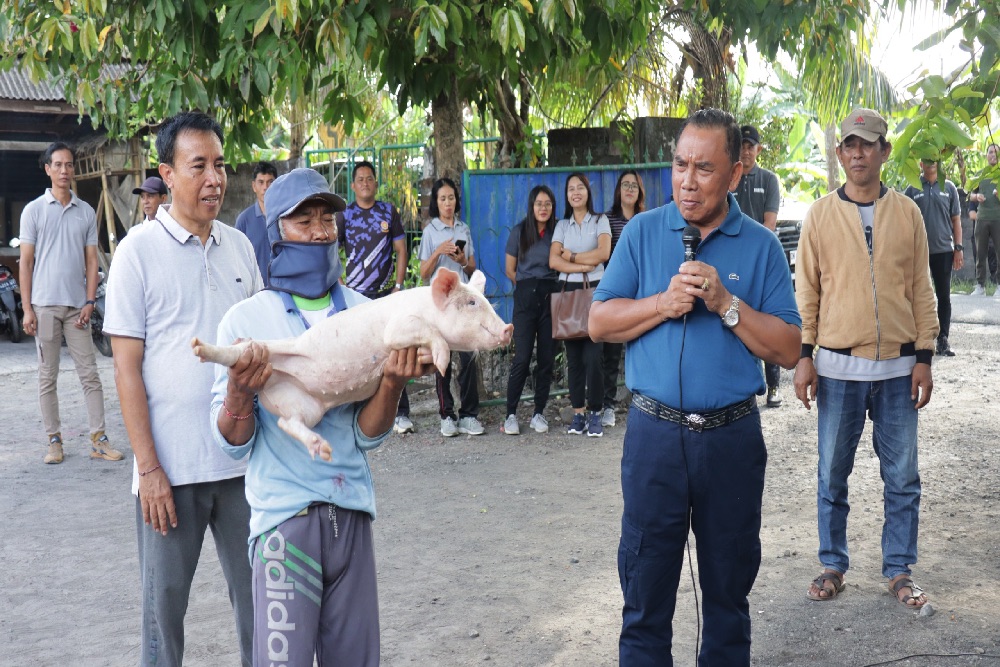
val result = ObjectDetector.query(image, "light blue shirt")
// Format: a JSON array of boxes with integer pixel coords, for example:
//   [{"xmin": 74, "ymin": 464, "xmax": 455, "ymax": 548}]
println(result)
[
  {"xmin": 594, "ymin": 194, "xmax": 801, "ymax": 411},
  {"xmin": 210, "ymin": 288, "xmax": 389, "ymax": 545}
]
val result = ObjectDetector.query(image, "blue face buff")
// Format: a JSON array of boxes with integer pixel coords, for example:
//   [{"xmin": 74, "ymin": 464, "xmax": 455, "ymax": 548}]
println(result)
[{"xmin": 266, "ymin": 222, "xmax": 343, "ymax": 300}]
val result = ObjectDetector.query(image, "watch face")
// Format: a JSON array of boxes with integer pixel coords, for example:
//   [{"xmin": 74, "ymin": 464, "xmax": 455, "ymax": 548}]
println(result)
[{"xmin": 724, "ymin": 310, "xmax": 739, "ymax": 327}]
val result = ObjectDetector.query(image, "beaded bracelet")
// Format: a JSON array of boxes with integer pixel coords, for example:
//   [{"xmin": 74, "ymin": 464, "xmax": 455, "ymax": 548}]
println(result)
[
  {"xmin": 223, "ymin": 398, "xmax": 253, "ymax": 421},
  {"xmin": 139, "ymin": 463, "xmax": 162, "ymax": 477}
]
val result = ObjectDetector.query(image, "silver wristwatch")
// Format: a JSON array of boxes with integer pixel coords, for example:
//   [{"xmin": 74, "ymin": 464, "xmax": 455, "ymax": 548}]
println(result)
[{"xmin": 721, "ymin": 295, "xmax": 740, "ymax": 329}]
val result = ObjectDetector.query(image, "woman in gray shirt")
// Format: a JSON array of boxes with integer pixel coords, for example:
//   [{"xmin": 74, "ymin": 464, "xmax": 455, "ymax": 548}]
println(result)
[{"xmin": 549, "ymin": 172, "xmax": 611, "ymax": 437}]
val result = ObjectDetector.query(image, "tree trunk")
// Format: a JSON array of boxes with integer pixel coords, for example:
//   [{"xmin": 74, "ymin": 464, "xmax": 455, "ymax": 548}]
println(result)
[
  {"xmin": 825, "ymin": 122, "xmax": 840, "ymax": 192},
  {"xmin": 431, "ymin": 78, "xmax": 467, "ymax": 181},
  {"xmin": 493, "ymin": 74, "xmax": 530, "ymax": 169},
  {"xmin": 676, "ymin": 11, "xmax": 732, "ymax": 111},
  {"xmin": 289, "ymin": 102, "xmax": 306, "ymax": 162}
]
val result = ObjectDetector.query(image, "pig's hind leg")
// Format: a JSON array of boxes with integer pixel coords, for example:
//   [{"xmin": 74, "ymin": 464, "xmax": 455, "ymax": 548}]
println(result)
[
  {"xmin": 383, "ymin": 316, "xmax": 451, "ymax": 375},
  {"xmin": 277, "ymin": 415, "xmax": 333, "ymax": 462},
  {"xmin": 261, "ymin": 379, "xmax": 333, "ymax": 462}
]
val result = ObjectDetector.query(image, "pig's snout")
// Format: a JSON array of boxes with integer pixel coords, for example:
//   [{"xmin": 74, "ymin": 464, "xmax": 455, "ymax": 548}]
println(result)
[{"xmin": 500, "ymin": 323, "xmax": 513, "ymax": 345}]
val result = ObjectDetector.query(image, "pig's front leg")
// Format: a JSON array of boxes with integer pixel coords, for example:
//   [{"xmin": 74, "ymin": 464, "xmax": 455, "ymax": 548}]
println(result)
[
  {"xmin": 383, "ymin": 316, "xmax": 451, "ymax": 375},
  {"xmin": 191, "ymin": 337, "xmax": 248, "ymax": 368},
  {"xmin": 277, "ymin": 415, "xmax": 333, "ymax": 462}
]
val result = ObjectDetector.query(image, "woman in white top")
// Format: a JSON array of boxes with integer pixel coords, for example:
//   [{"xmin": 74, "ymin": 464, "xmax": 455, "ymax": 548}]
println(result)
[
  {"xmin": 549, "ymin": 172, "xmax": 611, "ymax": 437},
  {"xmin": 416, "ymin": 178, "xmax": 484, "ymax": 437}
]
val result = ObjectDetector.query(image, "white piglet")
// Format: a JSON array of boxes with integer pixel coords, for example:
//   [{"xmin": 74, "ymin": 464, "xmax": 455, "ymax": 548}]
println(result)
[{"xmin": 192, "ymin": 268, "xmax": 513, "ymax": 460}]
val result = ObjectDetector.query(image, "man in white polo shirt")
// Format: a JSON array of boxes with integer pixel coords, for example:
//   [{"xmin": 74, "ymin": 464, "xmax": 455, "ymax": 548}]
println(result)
[
  {"xmin": 19, "ymin": 141, "xmax": 124, "ymax": 465},
  {"xmin": 104, "ymin": 111, "xmax": 261, "ymax": 667}
]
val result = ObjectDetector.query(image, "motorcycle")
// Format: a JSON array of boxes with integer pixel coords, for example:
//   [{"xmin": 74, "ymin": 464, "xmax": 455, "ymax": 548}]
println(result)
[
  {"xmin": 0, "ymin": 261, "xmax": 22, "ymax": 343},
  {"xmin": 91, "ymin": 268, "xmax": 112, "ymax": 357}
]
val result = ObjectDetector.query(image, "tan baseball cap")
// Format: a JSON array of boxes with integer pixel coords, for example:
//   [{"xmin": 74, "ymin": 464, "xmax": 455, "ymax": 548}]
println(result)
[{"xmin": 841, "ymin": 108, "xmax": 888, "ymax": 142}]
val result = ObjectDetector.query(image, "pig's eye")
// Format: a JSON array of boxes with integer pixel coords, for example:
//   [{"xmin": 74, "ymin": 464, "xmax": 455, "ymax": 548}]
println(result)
[{"xmin": 467, "ymin": 299, "xmax": 477, "ymax": 307}]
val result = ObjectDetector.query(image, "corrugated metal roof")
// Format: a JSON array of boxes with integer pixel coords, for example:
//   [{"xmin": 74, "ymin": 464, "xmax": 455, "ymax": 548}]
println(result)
[
  {"xmin": 0, "ymin": 68, "xmax": 66, "ymax": 102},
  {"xmin": 0, "ymin": 64, "xmax": 134, "ymax": 102}
]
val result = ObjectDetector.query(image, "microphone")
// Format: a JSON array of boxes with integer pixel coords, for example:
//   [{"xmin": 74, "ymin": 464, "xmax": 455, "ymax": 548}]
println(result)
[{"xmin": 682, "ymin": 225, "xmax": 701, "ymax": 262}]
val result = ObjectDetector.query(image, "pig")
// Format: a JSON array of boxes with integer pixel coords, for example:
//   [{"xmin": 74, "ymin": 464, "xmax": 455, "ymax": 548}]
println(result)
[{"xmin": 192, "ymin": 268, "xmax": 513, "ymax": 460}]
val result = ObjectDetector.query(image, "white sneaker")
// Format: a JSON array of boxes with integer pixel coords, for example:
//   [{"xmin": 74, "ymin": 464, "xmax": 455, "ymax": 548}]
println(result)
[
  {"xmin": 529, "ymin": 413, "xmax": 549, "ymax": 433},
  {"xmin": 393, "ymin": 415, "xmax": 414, "ymax": 434},
  {"xmin": 458, "ymin": 416, "xmax": 485, "ymax": 435},
  {"xmin": 440, "ymin": 417, "xmax": 458, "ymax": 437},
  {"xmin": 601, "ymin": 407, "xmax": 616, "ymax": 427},
  {"xmin": 971, "ymin": 284, "xmax": 986, "ymax": 296},
  {"xmin": 502, "ymin": 414, "xmax": 520, "ymax": 435}
]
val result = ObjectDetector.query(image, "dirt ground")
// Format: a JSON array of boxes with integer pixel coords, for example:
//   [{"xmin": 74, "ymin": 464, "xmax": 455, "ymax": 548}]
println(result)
[{"xmin": 2, "ymin": 314, "xmax": 1000, "ymax": 667}]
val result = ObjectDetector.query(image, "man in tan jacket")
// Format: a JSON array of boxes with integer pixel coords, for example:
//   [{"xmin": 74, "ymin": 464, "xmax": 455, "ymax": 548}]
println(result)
[{"xmin": 793, "ymin": 108, "xmax": 937, "ymax": 610}]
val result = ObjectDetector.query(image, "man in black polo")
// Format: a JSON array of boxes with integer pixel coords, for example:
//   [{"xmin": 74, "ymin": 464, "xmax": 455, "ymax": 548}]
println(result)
[
  {"xmin": 904, "ymin": 159, "xmax": 963, "ymax": 355},
  {"xmin": 734, "ymin": 124, "xmax": 784, "ymax": 407}
]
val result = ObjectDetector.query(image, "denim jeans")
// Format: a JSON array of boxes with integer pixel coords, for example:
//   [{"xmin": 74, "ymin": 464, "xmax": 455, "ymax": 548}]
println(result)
[
  {"xmin": 619, "ymin": 403, "xmax": 765, "ymax": 667},
  {"xmin": 816, "ymin": 374, "xmax": 921, "ymax": 579}
]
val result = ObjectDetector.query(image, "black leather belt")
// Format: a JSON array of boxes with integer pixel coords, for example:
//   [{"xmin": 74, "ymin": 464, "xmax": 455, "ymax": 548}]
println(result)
[{"xmin": 631, "ymin": 393, "xmax": 756, "ymax": 432}]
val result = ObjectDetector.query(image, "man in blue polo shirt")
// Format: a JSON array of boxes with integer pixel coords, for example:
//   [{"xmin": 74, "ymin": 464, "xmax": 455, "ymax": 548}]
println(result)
[
  {"xmin": 235, "ymin": 161, "xmax": 278, "ymax": 282},
  {"xmin": 591, "ymin": 109, "xmax": 801, "ymax": 667}
]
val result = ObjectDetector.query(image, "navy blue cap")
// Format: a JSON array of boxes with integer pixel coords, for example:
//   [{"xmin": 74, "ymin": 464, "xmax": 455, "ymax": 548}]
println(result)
[
  {"xmin": 740, "ymin": 125, "xmax": 761, "ymax": 145},
  {"xmin": 264, "ymin": 168, "xmax": 346, "ymax": 230},
  {"xmin": 132, "ymin": 176, "xmax": 167, "ymax": 195}
]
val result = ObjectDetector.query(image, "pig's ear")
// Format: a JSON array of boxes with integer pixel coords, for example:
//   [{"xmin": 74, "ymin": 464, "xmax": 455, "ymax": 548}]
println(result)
[
  {"xmin": 468, "ymin": 270, "xmax": 486, "ymax": 294},
  {"xmin": 431, "ymin": 267, "xmax": 460, "ymax": 310}
]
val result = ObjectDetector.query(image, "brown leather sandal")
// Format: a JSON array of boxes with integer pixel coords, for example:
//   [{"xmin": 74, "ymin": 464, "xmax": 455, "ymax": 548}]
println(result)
[
  {"xmin": 806, "ymin": 570, "xmax": 845, "ymax": 601},
  {"xmin": 890, "ymin": 575, "xmax": 928, "ymax": 608}
]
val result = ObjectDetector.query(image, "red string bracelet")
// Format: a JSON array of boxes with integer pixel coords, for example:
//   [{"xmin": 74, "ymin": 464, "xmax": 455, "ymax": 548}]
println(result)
[
  {"xmin": 223, "ymin": 398, "xmax": 253, "ymax": 421},
  {"xmin": 139, "ymin": 463, "xmax": 162, "ymax": 477}
]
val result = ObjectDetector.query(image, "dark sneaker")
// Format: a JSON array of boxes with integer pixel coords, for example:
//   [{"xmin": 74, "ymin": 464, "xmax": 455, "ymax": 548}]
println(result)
[
  {"xmin": 587, "ymin": 411, "xmax": 604, "ymax": 438},
  {"xmin": 766, "ymin": 387, "xmax": 783, "ymax": 408},
  {"xmin": 566, "ymin": 413, "xmax": 586, "ymax": 435},
  {"xmin": 937, "ymin": 336, "xmax": 956, "ymax": 357}
]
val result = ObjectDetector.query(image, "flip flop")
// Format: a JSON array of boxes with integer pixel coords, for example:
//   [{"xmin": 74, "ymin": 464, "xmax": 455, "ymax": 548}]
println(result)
[{"xmin": 807, "ymin": 570, "xmax": 845, "ymax": 601}]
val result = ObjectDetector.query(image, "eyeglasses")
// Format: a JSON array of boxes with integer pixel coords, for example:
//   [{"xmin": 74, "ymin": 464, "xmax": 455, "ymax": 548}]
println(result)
[
  {"xmin": 620, "ymin": 182, "xmax": 640, "ymax": 192},
  {"xmin": 534, "ymin": 201, "xmax": 553, "ymax": 209}
]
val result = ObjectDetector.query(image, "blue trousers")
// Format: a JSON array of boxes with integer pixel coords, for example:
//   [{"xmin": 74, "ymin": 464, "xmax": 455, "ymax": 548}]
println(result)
[
  {"xmin": 619, "ymin": 405, "xmax": 766, "ymax": 667},
  {"xmin": 816, "ymin": 374, "xmax": 920, "ymax": 579}
]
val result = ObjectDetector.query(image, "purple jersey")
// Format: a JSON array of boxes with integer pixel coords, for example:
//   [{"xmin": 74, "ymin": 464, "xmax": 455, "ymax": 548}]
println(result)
[{"xmin": 336, "ymin": 201, "xmax": 405, "ymax": 295}]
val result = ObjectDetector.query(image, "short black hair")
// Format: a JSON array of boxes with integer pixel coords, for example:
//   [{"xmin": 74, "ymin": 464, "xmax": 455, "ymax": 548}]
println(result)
[
  {"xmin": 41, "ymin": 141, "xmax": 74, "ymax": 168},
  {"xmin": 252, "ymin": 161, "xmax": 277, "ymax": 179},
  {"xmin": 429, "ymin": 177, "xmax": 461, "ymax": 218},
  {"xmin": 677, "ymin": 108, "xmax": 741, "ymax": 164},
  {"xmin": 352, "ymin": 160, "xmax": 376, "ymax": 181},
  {"xmin": 156, "ymin": 111, "xmax": 224, "ymax": 166}
]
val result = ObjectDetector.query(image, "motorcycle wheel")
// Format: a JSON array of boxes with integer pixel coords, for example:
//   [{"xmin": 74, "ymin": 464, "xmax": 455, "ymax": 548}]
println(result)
[
  {"xmin": 91, "ymin": 313, "xmax": 113, "ymax": 357},
  {"xmin": 9, "ymin": 314, "xmax": 22, "ymax": 343}
]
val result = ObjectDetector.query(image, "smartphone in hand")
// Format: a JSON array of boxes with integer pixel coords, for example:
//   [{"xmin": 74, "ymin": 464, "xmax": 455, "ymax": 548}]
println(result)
[{"xmin": 455, "ymin": 239, "xmax": 467, "ymax": 250}]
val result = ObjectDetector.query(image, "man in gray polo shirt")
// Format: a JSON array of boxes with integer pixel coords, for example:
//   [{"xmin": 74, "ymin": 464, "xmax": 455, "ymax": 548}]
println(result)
[
  {"xmin": 734, "ymin": 125, "xmax": 784, "ymax": 407},
  {"xmin": 104, "ymin": 112, "xmax": 259, "ymax": 667},
  {"xmin": 19, "ymin": 141, "xmax": 124, "ymax": 465},
  {"xmin": 904, "ymin": 159, "xmax": 963, "ymax": 356}
]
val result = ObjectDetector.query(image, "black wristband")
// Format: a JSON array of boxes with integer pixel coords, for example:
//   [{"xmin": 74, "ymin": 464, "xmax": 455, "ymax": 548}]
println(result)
[
  {"xmin": 800, "ymin": 343, "xmax": 814, "ymax": 359},
  {"xmin": 954, "ymin": 244, "xmax": 963, "ymax": 251},
  {"xmin": 85, "ymin": 299, "xmax": 96, "ymax": 306},
  {"xmin": 915, "ymin": 350, "xmax": 933, "ymax": 365}
]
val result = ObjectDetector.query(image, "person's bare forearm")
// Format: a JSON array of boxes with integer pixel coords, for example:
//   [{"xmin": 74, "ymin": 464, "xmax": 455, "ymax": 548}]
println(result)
[
  {"xmin": 727, "ymin": 306, "xmax": 802, "ymax": 369},
  {"xmin": 590, "ymin": 297, "xmax": 665, "ymax": 343},
  {"xmin": 84, "ymin": 247, "xmax": 98, "ymax": 302},
  {"xmin": 113, "ymin": 349, "xmax": 159, "ymax": 471},
  {"xmin": 358, "ymin": 379, "xmax": 404, "ymax": 438}
]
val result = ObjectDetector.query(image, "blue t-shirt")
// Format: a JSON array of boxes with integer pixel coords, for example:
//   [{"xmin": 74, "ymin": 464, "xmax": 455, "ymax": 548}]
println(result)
[
  {"xmin": 235, "ymin": 202, "xmax": 270, "ymax": 284},
  {"xmin": 593, "ymin": 194, "xmax": 801, "ymax": 411}
]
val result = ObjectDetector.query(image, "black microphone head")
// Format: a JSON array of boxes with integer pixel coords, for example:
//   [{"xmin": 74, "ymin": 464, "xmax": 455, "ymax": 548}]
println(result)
[{"xmin": 682, "ymin": 225, "xmax": 701, "ymax": 251}]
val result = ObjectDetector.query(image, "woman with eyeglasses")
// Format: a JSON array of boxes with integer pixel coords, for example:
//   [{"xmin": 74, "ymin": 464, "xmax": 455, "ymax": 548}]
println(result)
[
  {"xmin": 417, "ymin": 177, "xmax": 484, "ymax": 438},
  {"xmin": 600, "ymin": 170, "xmax": 646, "ymax": 428},
  {"xmin": 549, "ymin": 172, "xmax": 612, "ymax": 437},
  {"xmin": 501, "ymin": 185, "xmax": 559, "ymax": 436}
]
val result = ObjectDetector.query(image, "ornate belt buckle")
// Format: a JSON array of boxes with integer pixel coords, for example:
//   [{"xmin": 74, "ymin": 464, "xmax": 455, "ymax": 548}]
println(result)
[{"xmin": 684, "ymin": 413, "xmax": 706, "ymax": 432}]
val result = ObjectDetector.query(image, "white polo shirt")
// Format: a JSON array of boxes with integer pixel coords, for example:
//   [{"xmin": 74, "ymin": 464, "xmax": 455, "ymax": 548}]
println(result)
[{"xmin": 103, "ymin": 206, "xmax": 263, "ymax": 494}]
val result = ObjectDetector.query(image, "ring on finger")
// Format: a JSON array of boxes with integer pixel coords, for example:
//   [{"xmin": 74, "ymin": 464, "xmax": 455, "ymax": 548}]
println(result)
[{"xmin": 701, "ymin": 278, "xmax": 710, "ymax": 291}]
